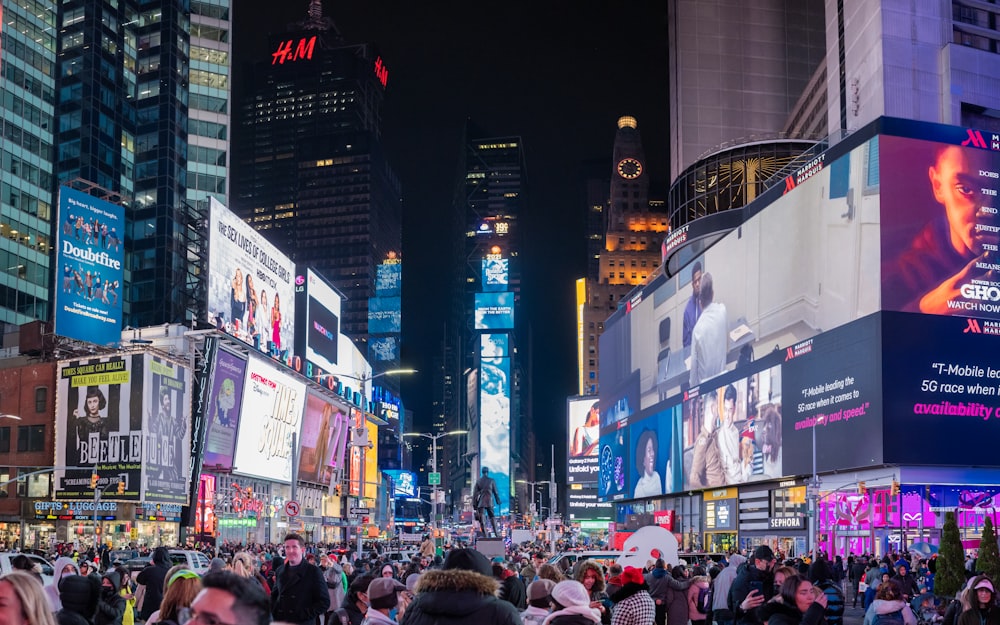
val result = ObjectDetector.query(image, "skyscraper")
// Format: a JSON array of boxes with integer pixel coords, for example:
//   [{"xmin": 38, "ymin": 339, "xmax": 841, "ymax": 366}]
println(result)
[{"xmin": 233, "ymin": 2, "xmax": 402, "ymax": 378}]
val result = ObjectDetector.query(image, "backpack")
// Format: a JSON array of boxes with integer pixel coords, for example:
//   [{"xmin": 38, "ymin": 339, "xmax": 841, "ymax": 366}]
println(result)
[
  {"xmin": 872, "ymin": 609, "xmax": 905, "ymax": 625},
  {"xmin": 697, "ymin": 585, "xmax": 713, "ymax": 615}
]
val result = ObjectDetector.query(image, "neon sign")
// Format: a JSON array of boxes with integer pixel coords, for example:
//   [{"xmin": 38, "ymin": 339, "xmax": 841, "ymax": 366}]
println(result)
[
  {"xmin": 374, "ymin": 56, "xmax": 389, "ymax": 87},
  {"xmin": 271, "ymin": 36, "xmax": 317, "ymax": 65}
]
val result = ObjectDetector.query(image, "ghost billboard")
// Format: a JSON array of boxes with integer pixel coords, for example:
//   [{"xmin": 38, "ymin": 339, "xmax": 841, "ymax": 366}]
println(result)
[
  {"xmin": 207, "ymin": 198, "xmax": 295, "ymax": 362},
  {"xmin": 55, "ymin": 186, "xmax": 125, "ymax": 347}
]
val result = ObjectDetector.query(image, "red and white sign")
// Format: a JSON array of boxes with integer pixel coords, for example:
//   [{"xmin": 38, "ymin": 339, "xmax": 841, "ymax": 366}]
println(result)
[{"xmin": 285, "ymin": 500, "xmax": 300, "ymax": 517}]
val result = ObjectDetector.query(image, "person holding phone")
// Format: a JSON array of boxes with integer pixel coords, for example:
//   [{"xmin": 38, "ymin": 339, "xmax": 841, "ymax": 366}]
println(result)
[
  {"xmin": 761, "ymin": 574, "xmax": 829, "ymax": 625},
  {"xmin": 730, "ymin": 546, "xmax": 777, "ymax": 625}
]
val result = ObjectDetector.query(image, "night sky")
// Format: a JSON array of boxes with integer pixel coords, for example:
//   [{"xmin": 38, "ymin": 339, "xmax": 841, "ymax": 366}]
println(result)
[{"xmin": 237, "ymin": 1, "xmax": 670, "ymax": 474}]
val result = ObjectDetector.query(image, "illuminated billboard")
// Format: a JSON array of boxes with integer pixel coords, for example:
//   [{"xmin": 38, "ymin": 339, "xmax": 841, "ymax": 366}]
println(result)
[
  {"xmin": 376, "ymin": 261, "xmax": 401, "ymax": 296},
  {"xmin": 297, "ymin": 391, "xmax": 350, "ymax": 486},
  {"xmin": 479, "ymin": 355, "xmax": 510, "ymax": 515},
  {"xmin": 294, "ymin": 269, "xmax": 342, "ymax": 374},
  {"xmin": 481, "ymin": 334, "xmax": 508, "ymax": 358},
  {"xmin": 54, "ymin": 353, "xmax": 192, "ymax": 504},
  {"xmin": 202, "ymin": 347, "xmax": 247, "ymax": 470},
  {"xmin": 567, "ymin": 397, "xmax": 599, "ymax": 484},
  {"xmin": 385, "ymin": 470, "xmax": 417, "ymax": 498},
  {"xmin": 567, "ymin": 484, "xmax": 614, "ymax": 522},
  {"xmin": 482, "ymin": 257, "xmax": 509, "ymax": 291},
  {"xmin": 232, "ymin": 356, "xmax": 306, "ymax": 484},
  {"xmin": 368, "ymin": 296, "xmax": 401, "ymax": 334},
  {"xmin": 55, "ymin": 186, "xmax": 125, "ymax": 347},
  {"xmin": 369, "ymin": 336, "xmax": 399, "ymax": 362},
  {"xmin": 474, "ymin": 292, "xmax": 515, "ymax": 330},
  {"xmin": 207, "ymin": 197, "xmax": 295, "ymax": 362},
  {"xmin": 364, "ymin": 419, "xmax": 379, "ymax": 500}
]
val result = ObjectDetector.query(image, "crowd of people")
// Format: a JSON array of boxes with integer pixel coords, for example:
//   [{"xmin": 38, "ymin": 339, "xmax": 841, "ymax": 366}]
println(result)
[{"xmin": 5, "ymin": 537, "xmax": 999, "ymax": 625}]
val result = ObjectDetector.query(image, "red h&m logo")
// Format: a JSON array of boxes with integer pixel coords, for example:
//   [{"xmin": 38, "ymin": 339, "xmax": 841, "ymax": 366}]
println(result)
[
  {"xmin": 961, "ymin": 129, "xmax": 988, "ymax": 149},
  {"xmin": 964, "ymin": 318, "xmax": 982, "ymax": 334}
]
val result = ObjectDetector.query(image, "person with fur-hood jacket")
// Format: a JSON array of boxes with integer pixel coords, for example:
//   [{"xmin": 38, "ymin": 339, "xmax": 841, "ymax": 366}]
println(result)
[
  {"xmin": 95, "ymin": 570, "xmax": 126, "ymax": 625},
  {"xmin": 400, "ymin": 548, "xmax": 520, "ymax": 625},
  {"xmin": 575, "ymin": 560, "xmax": 612, "ymax": 625},
  {"xmin": 47, "ymin": 556, "xmax": 80, "ymax": 611}
]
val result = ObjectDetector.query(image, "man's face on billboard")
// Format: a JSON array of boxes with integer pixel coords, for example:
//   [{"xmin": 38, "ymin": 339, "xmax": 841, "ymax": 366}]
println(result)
[{"xmin": 929, "ymin": 146, "xmax": 985, "ymax": 255}]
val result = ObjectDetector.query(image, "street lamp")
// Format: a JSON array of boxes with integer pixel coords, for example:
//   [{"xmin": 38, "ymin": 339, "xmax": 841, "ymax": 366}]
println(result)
[
  {"xmin": 403, "ymin": 430, "xmax": 468, "ymax": 537},
  {"xmin": 515, "ymin": 479, "xmax": 550, "ymax": 532},
  {"xmin": 807, "ymin": 415, "xmax": 825, "ymax": 557}
]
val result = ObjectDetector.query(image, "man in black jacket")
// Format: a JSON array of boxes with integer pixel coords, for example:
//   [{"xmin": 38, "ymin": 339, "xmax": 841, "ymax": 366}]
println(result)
[
  {"xmin": 729, "ymin": 545, "xmax": 777, "ymax": 625},
  {"xmin": 135, "ymin": 546, "xmax": 170, "ymax": 621},
  {"xmin": 271, "ymin": 533, "xmax": 331, "ymax": 625}
]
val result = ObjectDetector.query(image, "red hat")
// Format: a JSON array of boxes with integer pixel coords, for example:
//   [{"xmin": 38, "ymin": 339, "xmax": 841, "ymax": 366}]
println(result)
[
  {"xmin": 741, "ymin": 420, "xmax": 756, "ymax": 440},
  {"xmin": 622, "ymin": 566, "xmax": 645, "ymax": 586}
]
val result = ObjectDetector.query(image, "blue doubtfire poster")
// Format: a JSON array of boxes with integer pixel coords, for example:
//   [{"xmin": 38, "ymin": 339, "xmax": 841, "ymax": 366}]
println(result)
[{"xmin": 55, "ymin": 186, "xmax": 125, "ymax": 347}]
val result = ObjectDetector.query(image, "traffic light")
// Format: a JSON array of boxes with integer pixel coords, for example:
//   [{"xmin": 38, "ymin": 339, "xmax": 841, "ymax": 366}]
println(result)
[
  {"xmin": 890, "ymin": 480, "xmax": 900, "ymax": 497},
  {"xmin": 117, "ymin": 481, "xmax": 125, "ymax": 495},
  {"xmin": 90, "ymin": 473, "xmax": 98, "ymax": 489},
  {"xmin": 857, "ymin": 481, "xmax": 866, "ymax": 495}
]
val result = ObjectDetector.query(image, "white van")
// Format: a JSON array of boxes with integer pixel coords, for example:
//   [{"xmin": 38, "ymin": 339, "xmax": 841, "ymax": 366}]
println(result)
[{"xmin": 0, "ymin": 552, "xmax": 55, "ymax": 586}]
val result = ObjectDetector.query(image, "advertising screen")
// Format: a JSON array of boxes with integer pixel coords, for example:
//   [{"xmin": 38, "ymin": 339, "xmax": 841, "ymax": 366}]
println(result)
[
  {"xmin": 370, "ymin": 336, "xmax": 399, "ymax": 362},
  {"xmin": 55, "ymin": 186, "xmax": 125, "ymax": 347},
  {"xmin": 231, "ymin": 356, "xmax": 306, "ymax": 484},
  {"xmin": 202, "ymin": 347, "xmax": 247, "ymax": 470},
  {"xmin": 881, "ymin": 311, "xmax": 1000, "ymax": 466},
  {"xmin": 207, "ymin": 197, "xmax": 295, "ymax": 361},
  {"xmin": 364, "ymin": 419, "xmax": 379, "ymax": 500},
  {"xmin": 598, "ymin": 137, "xmax": 881, "ymax": 417},
  {"xmin": 880, "ymin": 135, "xmax": 1000, "ymax": 319},
  {"xmin": 482, "ymin": 257, "xmax": 509, "ymax": 291},
  {"xmin": 598, "ymin": 427, "xmax": 628, "ymax": 501},
  {"xmin": 368, "ymin": 295, "xmax": 402, "ymax": 334},
  {"xmin": 480, "ymin": 355, "xmax": 511, "ymax": 515},
  {"xmin": 385, "ymin": 470, "xmax": 417, "ymax": 498},
  {"xmin": 567, "ymin": 483, "xmax": 614, "ymax": 521},
  {"xmin": 630, "ymin": 404, "xmax": 683, "ymax": 498},
  {"xmin": 304, "ymin": 269, "xmax": 342, "ymax": 373},
  {"xmin": 682, "ymin": 365, "xmax": 783, "ymax": 490},
  {"xmin": 297, "ymin": 391, "xmax": 350, "ymax": 486},
  {"xmin": 474, "ymin": 292, "xmax": 515, "ymax": 330},
  {"xmin": 567, "ymin": 397, "xmax": 600, "ymax": 484},
  {"xmin": 481, "ymin": 334, "xmax": 509, "ymax": 358},
  {"xmin": 54, "ymin": 353, "xmax": 192, "ymax": 504},
  {"xmin": 376, "ymin": 261, "xmax": 401, "ymax": 296}
]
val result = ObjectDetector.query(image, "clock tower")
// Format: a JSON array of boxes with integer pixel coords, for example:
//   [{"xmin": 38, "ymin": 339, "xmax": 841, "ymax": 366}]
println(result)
[{"xmin": 608, "ymin": 116, "xmax": 648, "ymax": 231}]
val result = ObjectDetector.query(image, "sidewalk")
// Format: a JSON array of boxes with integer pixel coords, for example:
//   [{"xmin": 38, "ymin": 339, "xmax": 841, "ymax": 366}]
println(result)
[{"xmin": 843, "ymin": 602, "xmax": 867, "ymax": 625}]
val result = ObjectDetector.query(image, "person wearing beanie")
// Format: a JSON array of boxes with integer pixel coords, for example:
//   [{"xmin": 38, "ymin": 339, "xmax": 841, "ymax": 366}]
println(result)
[
  {"xmin": 610, "ymin": 567, "xmax": 655, "ymax": 625},
  {"xmin": 57, "ymin": 574, "xmax": 100, "ymax": 625},
  {"xmin": 363, "ymin": 577, "xmax": 408, "ymax": 625},
  {"xmin": 522, "ymin": 579, "xmax": 556, "ymax": 625},
  {"xmin": 958, "ymin": 576, "xmax": 1000, "ymax": 625},
  {"xmin": 95, "ymin": 570, "xmax": 126, "ymax": 625},
  {"xmin": 398, "ymin": 548, "xmax": 520, "ymax": 625},
  {"xmin": 208, "ymin": 558, "xmax": 228, "ymax": 573},
  {"xmin": 546, "ymin": 580, "xmax": 601, "ymax": 625}
]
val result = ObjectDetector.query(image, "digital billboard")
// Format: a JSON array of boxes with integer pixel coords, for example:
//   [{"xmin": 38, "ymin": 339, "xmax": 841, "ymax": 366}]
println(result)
[
  {"xmin": 482, "ymin": 257, "xmax": 509, "ymax": 291},
  {"xmin": 880, "ymin": 135, "xmax": 1000, "ymax": 319},
  {"xmin": 208, "ymin": 197, "xmax": 295, "ymax": 361},
  {"xmin": 385, "ymin": 470, "xmax": 417, "ymax": 498},
  {"xmin": 376, "ymin": 261, "xmax": 401, "ymax": 296},
  {"xmin": 480, "ymin": 355, "xmax": 511, "ymax": 515},
  {"xmin": 202, "ymin": 347, "xmax": 247, "ymax": 470},
  {"xmin": 297, "ymin": 391, "xmax": 350, "ymax": 486},
  {"xmin": 599, "ymin": 136, "xmax": 881, "ymax": 416},
  {"xmin": 598, "ymin": 427, "xmax": 628, "ymax": 501},
  {"xmin": 481, "ymin": 334, "xmax": 509, "ymax": 358},
  {"xmin": 364, "ymin": 419, "xmax": 379, "ymax": 500},
  {"xmin": 231, "ymin": 356, "xmax": 306, "ymax": 484},
  {"xmin": 54, "ymin": 353, "xmax": 192, "ymax": 504},
  {"xmin": 298, "ymin": 269, "xmax": 342, "ymax": 374},
  {"xmin": 474, "ymin": 292, "xmax": 515, "ymax": 330},
  {"xmin": 368, "ymin": 295, "xmax": 401, "ymax": 334},
  {"xmin": 630, "ymin": 404, "xmax": 683, "ymax": 498},
  {"xmin": 567, "ymin": 397, "xmax": 600, "ymax": 485},
  {"xmin": 370, "ymin": 336, "xmax": 399, "ymax": 362},
  {"xmin": 567, "ymin": 483, "xmax": 614, "ymax": 521},
  {"xmin": 55, "ymin": 186, "xmax": 125, "ymax": 347}
]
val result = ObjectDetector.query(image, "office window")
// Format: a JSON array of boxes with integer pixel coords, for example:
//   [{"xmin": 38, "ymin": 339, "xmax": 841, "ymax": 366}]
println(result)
[
  {"xmin": 0, "ymin": 428, "xmax": 9, "ymax": 453},
  {"xmin": 34, "ymin": 387, "xmax": 47, "ymax": 413},
  {"xmin": 16, "ymin": 425, "xmax": 45, "ymax": 452}
]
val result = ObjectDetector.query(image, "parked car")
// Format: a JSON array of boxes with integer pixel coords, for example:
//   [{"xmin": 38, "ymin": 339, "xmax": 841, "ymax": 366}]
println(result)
[
  {"xmin": 0, "ymin": 552, "xmax": 55, "ymax": 585},
  {"xmin": 123, "ymin": 556, "xmax": 152, "ymax": 574},
  {"xmin": 169, "ymin": 549, "xmax": 211, "ymax": 574}
]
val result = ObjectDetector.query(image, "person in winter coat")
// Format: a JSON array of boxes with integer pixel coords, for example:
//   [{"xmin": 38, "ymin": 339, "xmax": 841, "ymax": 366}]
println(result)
[
  {"xmin": 892, "ymin": 562, "xmax": 921, "ymax": 602},
  {"xmin": 56, "ymin": 574, "xmax": 99, "ymax": 625},
  {"xmin": 270, "ymin": 533, "xmax": 331, "ymax": 625},
  {"xmin": 611, "ymin": 566, "xmax": 656, "ymax": 625},
  {"xmin": 665, "ymin": 566, "xmax": 693, "ymax": 625},
  {"xmin": 522, "ymin": 579, "xmax": 556, "ymax": 625},
  {"xmin": 688, "ymin": 575, "xmax": 711, "ymax": 625},
  {"xmin": 135, "ymin": 547, "xmax": 171, "ymax": 621},
  {"xmin": 957, "ymin": 576, "xmax": 1000, "ymax": 625},
  {"xmin": 399, "ymin": 548, "xmax": 520, "ymax": 625},
  {"xmin": 94, "ymin": 571, "xmax": 126, "ymax": 625},
  {"xmin": 576, "ymin": 559, "xmax": 612, "ymax": 625},
  {"xmin": 496, "ymin": 562, "xmax": 526, "ymax": 610},
  {"xmin": 764, "ymin": 574, "xmax": 828, "ymax": 625},
  {"xmin": 645, "ymin": 559, "xmax": 692, "ymax": 625},
  {"xmin": 47, "ymin": 557, "xmax": 80, "ymax": 612},
  {"xmin": 548, "ymin": 580, "xmax": 602, "ymax": 625},
  {"xmin": 863, "ymin": 578, "xmax": 917, "ymax": 625},
  {"xmin": 713, "ymin": 554, "xmax": 747, "ymax": 625},
  {"xmin": 146, "ymin": 569, "xmax": 202, "ymax": 625},
  {"xmin": 329, "ymin": 574, "xmax": 374, "ymax": 625},
  {"xmin": 808, "ymin": 558, "xmax": 846, "ymax": 625},
  {"xmin": 730, "ymin": 546, "xmax": 777, "ymax": 625}
]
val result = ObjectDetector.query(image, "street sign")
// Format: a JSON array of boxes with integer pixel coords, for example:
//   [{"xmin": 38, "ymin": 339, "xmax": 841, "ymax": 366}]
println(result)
[
  {"xmin": 284, "ymin": 500, "xmax": 300, "ymax": 517},
  {"xmin": 350, "ymin": 507, "xmax": 371, "ymax": 515},
  {"xmin": 428, "ymin": 472, "xmax": 441, "ymax": 485}
]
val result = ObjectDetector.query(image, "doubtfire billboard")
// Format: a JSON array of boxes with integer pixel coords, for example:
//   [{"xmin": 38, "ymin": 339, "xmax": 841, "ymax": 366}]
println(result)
[{"xmin": 54, "ymin": 353, "xmax": 192, "ymax": 504}]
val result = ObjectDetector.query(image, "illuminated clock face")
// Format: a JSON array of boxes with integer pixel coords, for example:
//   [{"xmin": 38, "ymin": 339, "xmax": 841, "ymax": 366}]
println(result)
[{"xmin": 617, "ymin": 158, "xmax": 643, "ymax": 179}]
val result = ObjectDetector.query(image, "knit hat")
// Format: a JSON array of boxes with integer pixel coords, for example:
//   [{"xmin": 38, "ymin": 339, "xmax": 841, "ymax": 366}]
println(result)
[
  {"xmin": 527, "ymin": 578, "xmax": 556, "ymax": 602},
  {"xmin": 405, "ymin": 573, "xmax": 421, "ymax": 593},
  {"xmin": 622, "ymin": 566, "xmax": 645, "ymax": 586},
  {"xmin": 442, "ymin": 548, "xmax": 492, "ymax": 577},
  {"xmin": 551, "ymin": 580, "xmax": 590, "ymax": 608},
  {"xmin": 367, "ymin": 577, "xmax": 406, "ymax": 610},
  {"xmin": 209, "ymin": 557, "xmax": 227, "ymax": 572}
]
